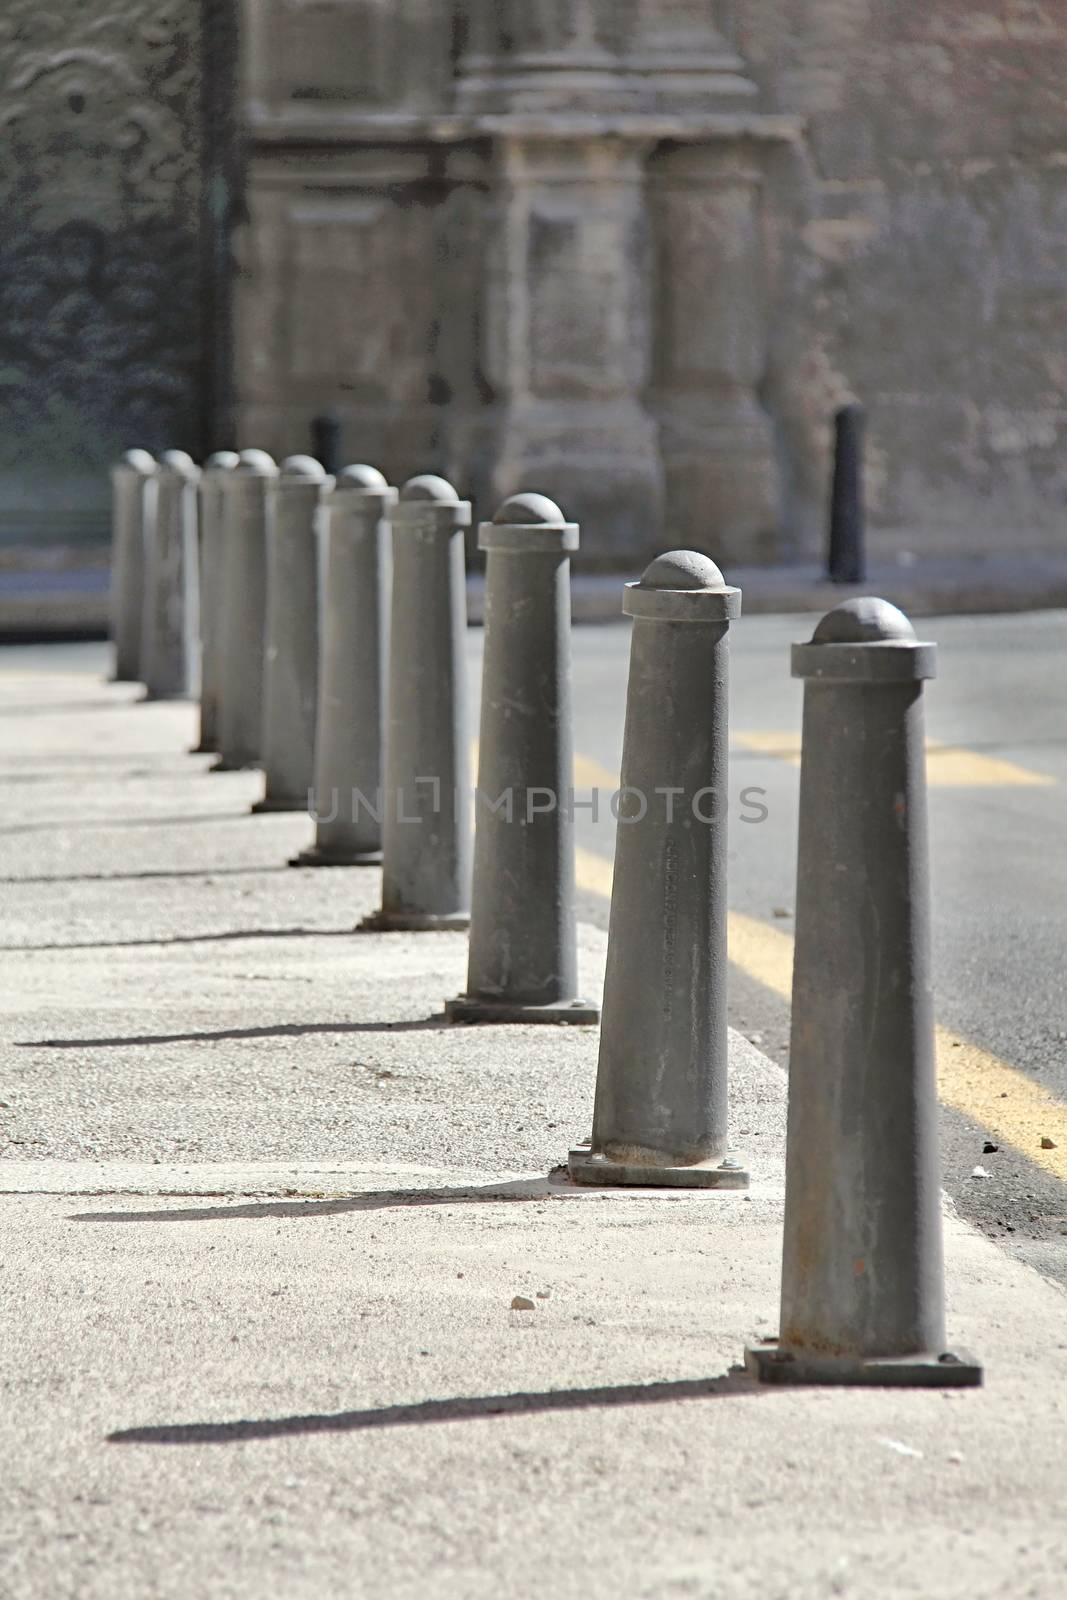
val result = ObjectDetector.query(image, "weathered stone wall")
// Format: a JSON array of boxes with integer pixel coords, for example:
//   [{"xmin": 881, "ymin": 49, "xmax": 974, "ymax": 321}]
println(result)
[
  {"xmin": 235, "ymin": 1, "xmax": 1067, "ymax": 565},
  {"xmin": 732, "ymin": 0, "xmax": 1067, "ymax": 554}
]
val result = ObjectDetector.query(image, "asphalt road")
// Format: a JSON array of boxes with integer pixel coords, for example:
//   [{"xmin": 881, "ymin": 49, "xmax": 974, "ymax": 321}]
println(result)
[{"xmin": 550, "ymin": 608, "xmax": 1067, "ymax": 1287}]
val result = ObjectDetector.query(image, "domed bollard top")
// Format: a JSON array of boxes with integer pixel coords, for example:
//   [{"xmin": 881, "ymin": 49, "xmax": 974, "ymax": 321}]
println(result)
[
  {"xmin": 291, "ymin": 465, "xmax": 397, "ymax": 867},
  {"xmin": 746, "ymin": 599, "xmax": 981, "ymax": 1386},
  {"xmin": 253, "ymin": 455, "xmax": 331, "ymax": 813},
  {"xmin": 109, "ymin": 449, "xmax": 157, "ymax": 684},
  {"xmin": 193, "ymin": 450, "xmax": 239, "ymax": 753},
  {"xmin": 446, "ymin": 493, "xmax": 597, "ymax": 1024},
  {"xmin": 362, "ymin": 474, "xmax": 472, "ymax": 931},
  {"xmin": 213, "ymin": 450, "xmax": 278, "ymax": 771},
  {"xmin": 141, "ymin": 450, "xmax": 201, "ymax": 701},
  {"xmin": 568, "ymin": 549, "xmax": 746, "ymax": 1188}
]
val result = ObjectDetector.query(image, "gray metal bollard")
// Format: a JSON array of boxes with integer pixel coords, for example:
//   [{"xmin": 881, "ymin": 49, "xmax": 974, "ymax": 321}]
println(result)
[
  {"xmin": 212, "ymin": 450, "xmax": 277, "ymax": 772},
  {"xmin": 568, "ymin": 551, "xmax": 747, "ymax": 1189},
  {"xmin": 291, "ymin": 465, "xmax": 397, "ymax": 867},
  {"xmin": 193, "ymin": 451, "xmax": 240, "ymax": 752},
  {"xmin": 109, "ymin": 449, "xmax": 157, "ymax": 683},
  {"xmin": 252, "ymin": 455, "xmax": 331, "ymax": 813},
  {"xmin": 141, "ymin": 450, "xmax": 201, "ymax": 701},
  {"xmin": 362, "ymin": 475, "xmax": 472, "ymax": 931},
  {"xmin": 745, "ymin": 598, "xmax": 982, "ymax": 1387},
  {"xmin": 446, "ymin": 494, "xmax": 598, "ymax": 1024}
]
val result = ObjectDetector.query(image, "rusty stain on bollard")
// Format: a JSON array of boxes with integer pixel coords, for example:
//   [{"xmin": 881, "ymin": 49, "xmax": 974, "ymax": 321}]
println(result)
[
  {"xmin": 567, "ymin": 550, "xmax": 747, "ymax": 1189},
  {"xmin": 746, "ymin": 598, "xmax": 982, "ymax": 1387}
]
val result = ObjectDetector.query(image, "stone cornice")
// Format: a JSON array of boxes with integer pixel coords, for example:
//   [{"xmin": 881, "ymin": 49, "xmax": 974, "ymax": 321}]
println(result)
[{"xmin": 245, "ymin": 106, "xmax": 805, "ymax": 149}]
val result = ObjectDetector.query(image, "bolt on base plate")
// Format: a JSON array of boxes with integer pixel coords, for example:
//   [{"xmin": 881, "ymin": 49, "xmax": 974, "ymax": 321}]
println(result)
[
  {"xmin": 445, "ymin": 996, "xmax": 600, "ymax": 1026},
  {"xmin": 567, "ymin": 1146, "xmax": 749, "ymax": 1190},
  {"xmin": 744, "ymin": 1339, "xmax": 983, "ymax": 1388},
  {"xmin": 358, "ymin": 910, "xmax": 470, "ymax": 933},
  {"xmin": 289, "ymin": 846, "xmax": 383, "ymax": 869}
]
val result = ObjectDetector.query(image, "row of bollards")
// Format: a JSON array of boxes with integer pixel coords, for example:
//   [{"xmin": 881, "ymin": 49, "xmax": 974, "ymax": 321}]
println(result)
[{"xmin": 109, "ymin": 443, "xmax": 980, "ymax": 1389}]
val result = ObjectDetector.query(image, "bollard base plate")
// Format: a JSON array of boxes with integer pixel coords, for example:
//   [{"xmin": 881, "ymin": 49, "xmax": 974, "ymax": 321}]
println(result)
[
  {"xmin": 567, "ymin": 1146, "xmax": 749, "ymax": 1190},
  {"xmin": 744, "ymin": 1339, "xmax": 983, "ymax": 1388},
  {"xmin": 358, "ymin": 910, "xmax": 470, "ymax": 934},
  {"xmin": 445, "ymin": 996, "xmax": 600, "ymax": 1026},
  {"xmin": 289, "ymin": 846, "xmax": 383, "ymax": 869},
  {"xmin": 250, "ymin": 796, "xmax": 309, "ymax": 815}
]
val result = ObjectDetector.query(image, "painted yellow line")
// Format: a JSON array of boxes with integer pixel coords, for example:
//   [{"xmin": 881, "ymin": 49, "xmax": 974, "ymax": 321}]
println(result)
[
  {"xmin": 733, "ymin": 730, "xmax": 1053, "ymax": 789},
  {"xmin": 574, "ymin": 845, "xmax": 1067, "ymax": 1184},
  {"xmin": 572, "ymin": 753, "xmax": 621, "ymax": 792}
]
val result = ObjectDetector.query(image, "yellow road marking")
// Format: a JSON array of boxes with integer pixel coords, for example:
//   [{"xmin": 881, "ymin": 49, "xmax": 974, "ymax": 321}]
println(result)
[
  {"xmin": 733, "ymin": 730, "xmax": 1053, "ymax": 788},
  {"xmin": 574, "ymin": 845, "xmax": 1067, "ymax": 1184},
  {"xmin": 572, "ymin": 753, "xmax": 621, "ymax": 791}
]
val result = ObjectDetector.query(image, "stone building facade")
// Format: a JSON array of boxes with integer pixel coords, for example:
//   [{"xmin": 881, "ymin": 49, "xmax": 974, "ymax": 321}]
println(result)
[{"xmin": 2, "ymin": 2, "xmax": 1065, "ymax": 569}]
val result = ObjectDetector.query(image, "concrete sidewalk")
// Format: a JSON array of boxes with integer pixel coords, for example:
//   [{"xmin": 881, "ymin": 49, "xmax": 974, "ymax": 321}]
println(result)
[{"xmin": 1, "ymin": 661, "xmax": 1065, "ymax": 1600}]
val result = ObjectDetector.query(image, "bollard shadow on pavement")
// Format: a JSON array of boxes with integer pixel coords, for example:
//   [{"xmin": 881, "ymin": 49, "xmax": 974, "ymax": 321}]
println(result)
[
  {"xmin": 2, "ymin": 924, "xmax": 369, "ymax": 953},
  {"xmin": 69, "ymin": 1172, "xmax": 591, "ymax": 1223},
  {"xmin": 0, "ymin": 864, "xmax": 295, "ymax": 886},
  {"xmin": 21, "ymin": 1014, "xmax": 452, "ymax": 1049},
  {"xmin": 106, "ymin": 1369, "xmax": 760, "ymax": 1446}
]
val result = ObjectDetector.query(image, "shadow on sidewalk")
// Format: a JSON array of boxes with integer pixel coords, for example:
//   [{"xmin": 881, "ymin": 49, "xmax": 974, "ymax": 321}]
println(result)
[
  {"xmin": 23, "ymin": 1014, "xmax": 452, "ymax": 1049},
  {"xmin": 107, "ymin": 1369, "xmax": 758, "ymax": 1445},
  {"xmin": 71, "ymin": 1174, "xmax": 581, "ymax": 1223},
  {"xmin": 0, "ymin": 866, "xmax": 294, "ymax": 886},
  {"xmin": 3, "ymin": 926, "xmax": 365, "ymax": 953}
]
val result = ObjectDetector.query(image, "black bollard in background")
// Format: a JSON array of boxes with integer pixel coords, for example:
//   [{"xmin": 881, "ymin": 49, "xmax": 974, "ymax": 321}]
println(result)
[
  {"xmin": 828, "ymin": 402, "xmax": 866, "ymax": 585},
  {"xmin": 311, "ymin": 412, "xmax": 343, "ymax": 478}
]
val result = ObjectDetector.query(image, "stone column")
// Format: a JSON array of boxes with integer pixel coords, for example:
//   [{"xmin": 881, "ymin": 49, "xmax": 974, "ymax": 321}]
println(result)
[
  {"xmin": 648, "ymin": 140, "xmax": 778, "ymax": 564},
  {"xmin": 487, "ymin": 133, "xmax": 663, "ymax": 566},
  {"xmin": 458, "ymin": 1, "xmax": 624, "ymax": 113},
  {"xmin": 620, "ymin": 0, "xmax": 757, "ymax": 109}
]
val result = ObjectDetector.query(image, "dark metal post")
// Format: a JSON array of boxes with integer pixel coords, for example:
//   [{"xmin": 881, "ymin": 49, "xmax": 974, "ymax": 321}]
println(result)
[
  {"xmin": 311, "ymin": 412, "xmax": 342, "ymax": 478},
  {"xmin": 363, "ymin": 475, "xmax": 472, "ymax": 932},
  {"xmin": 447, "ymin": 494, "xmax": 598, "ymax": 1024},
  {"xmin": 828, "ymin": 402, "xmax": 866, "ymax": 584},
  {"xmin": 746, "ymin": 598, "xmax": 982, "ymax": 1387},
  {"xmin": 568, "ymin": 551, "xmax": 747, "ymax": 1189},
  {"xmin": 193, "ymin": 451, "xmax": 239, "ymax": 752},
  {"xmin": 253, "ymin": 456, "xmax": 330, "ymax": 813},
  {"xmin": 213, "ymin": 450, "xmax": 277, "ymax": 771},
  {"xmin": 292, "ymin": 465, "xmax": 397, "ymax": 868},
  {"xmin": 109, "ymin": 449, "xmax": 156, "ymax": 683},
  {"xmin": 141, "ymin": 451, "xmax": 200, "ymax": 701}
]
